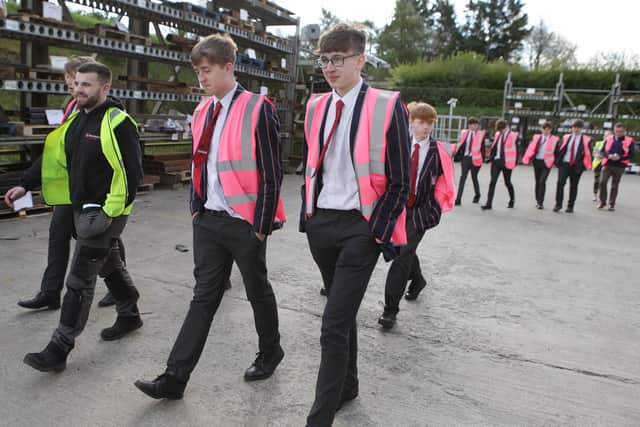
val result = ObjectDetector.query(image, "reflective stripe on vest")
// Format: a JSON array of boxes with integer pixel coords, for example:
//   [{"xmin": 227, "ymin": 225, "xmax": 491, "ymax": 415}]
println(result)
[
  {"xmin": 491, "ymin": 131, "xmax": 519, "ymax": 169},
  {"xmin": 191, "ymin": 91, "xmax": 286, "ymax": 226},
  {"xmin": 42, "ymin": 107, "xmax": 136, "ymax": 217},
  {"xmin": 560, "ymin": 134, "xmax": 592, "ymax": 170},
  {"xmin": 592, "ymin": 139, "xmax": 605, "ymax": 169},
  {"xmin": 303, "ymin": 88, "xmax": 408, "ymax": 246},
  {"xmin": 601, "ymin": 135, "xmax": 634, "ymax": 166},
  {"xmin": 457, "ymin": 129, "xmax": 485, "ymax": 166}
]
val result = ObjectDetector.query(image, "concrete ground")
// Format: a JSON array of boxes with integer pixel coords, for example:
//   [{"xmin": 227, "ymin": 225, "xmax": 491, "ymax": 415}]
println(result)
[{"xmin": 1, "ymin": 165, "xmax": 639, "ymax": 426}]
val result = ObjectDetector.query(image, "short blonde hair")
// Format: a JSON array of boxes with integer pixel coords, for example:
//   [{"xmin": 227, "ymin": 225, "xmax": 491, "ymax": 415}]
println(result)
[
  {"xmin": 191, "ymin": 33, "xmax": 237, "ymax": 66},
  {"xmin": 409, "ymin": 102, "xmax": 437, "ymax": 123}
]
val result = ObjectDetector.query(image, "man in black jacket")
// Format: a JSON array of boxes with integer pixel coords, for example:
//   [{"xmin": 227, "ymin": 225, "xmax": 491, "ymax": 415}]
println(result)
[{"xmin": 6, "ymin": 62, "xmax": 144, "ymax": 372}]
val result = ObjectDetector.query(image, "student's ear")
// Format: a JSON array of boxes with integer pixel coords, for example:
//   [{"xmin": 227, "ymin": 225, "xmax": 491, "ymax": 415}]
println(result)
[
  {"xmin": 225, "ymin": 62, "xmax": 234, "ymax": 73},
  {"xmin": 102, "ymin": 83, "xmax": 111, "ymax": 95}
]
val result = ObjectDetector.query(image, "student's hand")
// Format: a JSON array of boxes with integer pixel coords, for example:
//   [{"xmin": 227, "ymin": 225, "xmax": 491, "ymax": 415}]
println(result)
[
  {"xmin": 255, "ymin": 232, "xmax": 266, "ymax": 242},
  {"xmin": 192, "ymin": 211, "xmax": 200, "ymax": 218},
  {"xmin": 4, "ymin": 186, "xmax": 26, "ymax": 209}
]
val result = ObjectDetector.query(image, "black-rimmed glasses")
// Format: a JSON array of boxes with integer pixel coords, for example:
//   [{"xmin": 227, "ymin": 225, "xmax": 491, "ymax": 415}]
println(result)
[{"xmin": 316, "ymin": 53, "xmax": 361, "ymax": 69}]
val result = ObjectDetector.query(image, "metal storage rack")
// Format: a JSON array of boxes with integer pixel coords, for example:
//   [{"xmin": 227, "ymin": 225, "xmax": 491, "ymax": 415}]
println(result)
[{"xmin": 0, "ymin": 0, "xmax": 299, "ymax": 167}]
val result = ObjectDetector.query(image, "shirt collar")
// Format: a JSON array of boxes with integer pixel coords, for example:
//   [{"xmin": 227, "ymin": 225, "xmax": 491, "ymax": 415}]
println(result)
[
  {"xmin": 412, "ymin": 135, "xmax": 431, "ymax": 150},
  {"xmin": 214, "ymin": 82, "xmax": 238, "ymax": 110},
  {"xmin": 331, "ymin": 78, "xmax": 363, "ymax": 109}
]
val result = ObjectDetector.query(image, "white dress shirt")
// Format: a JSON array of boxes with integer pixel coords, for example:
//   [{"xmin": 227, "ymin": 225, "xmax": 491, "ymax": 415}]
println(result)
[
  {"xmin": 494, "ymin": 132, "xmax": 506, "ymax": 160},
  {"xmin": 204, "ymin": 82, "xmax": 243, "ymax": 218},
  {"xmin": 563, "ymin": 134, "xmax": 581, "ymax": 163},
  {"xmin": 464, "ymin": 131, "xmax": 474, "ymax": 156},
  {"xmin": 317, "ymin": 78, "xmax": 363, "ymax": 211},
  {"xmin": 411, "ymin": 135, "xmax": 430, "ymax": 194},
  {"xmin": 535, "ymin": 135, "xmax": 549, "ymax": 160}
]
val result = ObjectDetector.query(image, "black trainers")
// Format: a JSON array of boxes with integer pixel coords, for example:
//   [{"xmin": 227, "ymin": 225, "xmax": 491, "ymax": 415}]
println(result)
[
  {"xmin": 23, "ymin": 341, "xmax": 68, "ymax": 372},
  {"xmin": 336, "ymin": 382, "xmax": 359, "ymax": 412},
  {"xmin": 97, "ymin": 291, "xmax": 116, "ymax": 307},
  {"xmin": 244, "ymin": 345, "xmax": 285, "ymax": 381},
  {"xmin": 17, "ymin": 292, "xmax": 60, "ymax": 310},
  {"xmin": 405, "ymin": 278, "xmax": 427, "ymax": 301},
  {"xmin": 134, "ymin": 373, "xmax": 186, "ymax": 400},
  {"xmin": 100, "ymin": 316, "xmax": 143, "ymax": 341}
]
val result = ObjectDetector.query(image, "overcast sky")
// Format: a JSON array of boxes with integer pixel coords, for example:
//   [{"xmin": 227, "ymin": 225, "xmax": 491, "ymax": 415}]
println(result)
[{"xmin": 273, "ymin": 0, "xmax": 634, "ymax": 64}]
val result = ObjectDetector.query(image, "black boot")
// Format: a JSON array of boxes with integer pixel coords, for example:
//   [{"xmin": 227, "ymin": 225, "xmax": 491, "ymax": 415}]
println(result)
[
  {"xmin": 377, "ymin": 309, "xmax": 397, "ymax": 329},
  {"xmin": 17, "ymin": 292, "xmax": 60, "ymax": 310},
  {"xmin": 134, "ymin": 373, "xmax": 186, "ymax": 400},
  {"xmin": 244, "ymin": 345, "xmax": 285, "ymax": 381},
  {"xmin": 23, "ymin": 341, "xmax": 68, "ymax": 372},
  {"xmin": 97, "ymin": 291, "xmax": 116, "ymax": 307},
  {"xmin": 100, "ymin": 316, "xmax": 143, "ymax": 341}
]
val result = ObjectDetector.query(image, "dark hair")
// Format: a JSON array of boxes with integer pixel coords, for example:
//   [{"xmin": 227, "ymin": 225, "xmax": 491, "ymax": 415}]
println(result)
[
  {"xmin": 191, "ymin": 33, "xmax": 237, "ymax": 66},
  {"xmin": 76, "ymin": 62, "xmax": 112, "ymax": 85},
  {"xmin": 468, "ymin": 117, "xmax": 479, "ymax": 125},
  {"xmin": 542, "ymin": 121, "xmax": 553, "ymax": 129},
  {"xmin": 317, "ymin": 23, "xmax": 366, "ymax": 54},
  {"xmin": 64, "ymin": 56, "xmax": 95, "ymax": 74},
  {"xmin": 495, "ymin": 119, "xmax": 508, "ymax": 131},
  {"xmin": 614, "ymin": 122, "xmax": 625, "ymax": 129},
  {"xmin": 572, "ymin": 119, "xmax": 584, "ymax": 128}
]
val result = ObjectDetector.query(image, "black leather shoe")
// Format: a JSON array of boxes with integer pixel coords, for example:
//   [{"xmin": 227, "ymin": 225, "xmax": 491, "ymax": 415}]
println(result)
[
  {"xmin": 244, "ymin": 345, "xmax": 285, "ymax": 381},
  {"xmin": 320, "ymin": 287, "xmax": 328, "ymax": 297},
  {"xmin": 552, "ymin": 206, "xmax": 561, "ymax": 212},
  {"xmin": 336, "ymin": 383, "xmax": 359, "ymax": 412},
  {"xmin": 100, "ymin": 316, "xmax": 143, "ymax": 341},
  {"xmin": 507, "ymin": 200, "xmax": 515, "ymax": 208},
  {"xmin": 565, "ymin": 207, "xmax": 573, "ymax": 213},
  {"xmin": 377, "ymin": 310, "xmax": 397, "ymax": 329},
  {"xmin": 405, "ymin": 278, "xmax": 427, "ymax": 301},
  {"xmin": 454, "ymin": 200, "xmax": 461, "ymax": 206},
  {"xmin": 97, "ymin": 291, "xmax": 116, "ymax": 307},
  {"xmin": 17, "ymin": 292, "xmax": 60, "ymax": 310},
  {"xmin": 23, "ymin": 341, "xmax": 68, "ymax": 372},
  {"xmin": 472, "ymin": 195, "xmax": 480, "ymax": 204},
  {"xmin": 608, "ymin": 206, "xmax": 615, "ymax": 212},
  {"xmin": 134, "ymin": 373, "xmax": 186, "ymax": 400},
  {"xmin": 536, "ymin": 204, "xmax": 543, "ymax": 210},
  {"xmin": 480, "ymin": 204, "xmax": 492, "ymax": 211}
]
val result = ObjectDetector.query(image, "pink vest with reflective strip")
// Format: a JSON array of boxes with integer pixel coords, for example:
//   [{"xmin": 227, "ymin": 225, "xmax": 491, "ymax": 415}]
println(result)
[
  {"xmin": 522, "ymin": 134, "xmax": 559, "ymax": 168},
  {"xmin": 435, "ymin": 141, "xmax": 456, "ymax": 212},
  {"xmin": 191, "ymin": 92, "xmax": 286, "ymax": 226},
  {"xmin": 559, "ymin": 134, "xmax": 592, "ymax": 170},
  {"xmin": 304, "ymin": 88, "xmax": 407, "ymax": 246},
  {"xmin": 61, "ymin": 99, "xmax": 77, "ymax": 124},
  {"xmin": 456, "ymin": 129, "xmax": 486, "ymax": 167},
  {"xmin": 491, "ymin": 131, "xmax": 519, "ymax": 169},
  {"xmin": 602, "ymin": 135, "xmax": 634, "ymax": 166}
]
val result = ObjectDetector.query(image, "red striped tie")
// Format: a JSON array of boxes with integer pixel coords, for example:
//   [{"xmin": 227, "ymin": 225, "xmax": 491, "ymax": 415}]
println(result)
[
  {"xmin": 407, "ymin": 143, "xmax": 420, "ymax": 208},
  {"xmin": 193, "ymin": 101, "xmax": 222, "ymax": 197},
  {"xmin": 569, "ymin": 136, "xmax": 575, "ymax": 166},
  {"xmin": 312, "ymin": 100, "xmax": 344, "ymax": 178}
]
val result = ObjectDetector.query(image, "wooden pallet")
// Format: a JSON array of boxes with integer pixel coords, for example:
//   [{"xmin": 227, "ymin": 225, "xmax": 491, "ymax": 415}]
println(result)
[
  {"xmin": 86, "ymin": 25, "xmax": 151, "ymax": 46},
  {"xmin": 159, "ymin": 170, "xmax": 191, "ymax": 186},
  {"xmin": 8, "ymin": 13, "xmax": 81, "ymax": 31},
  {"xmin": 22, "ymin": 125, "xmax": 56, "ymax": 136},
  {"xmin": 0, "ymin": 205, "xmax": 52, "ymax": 220}
]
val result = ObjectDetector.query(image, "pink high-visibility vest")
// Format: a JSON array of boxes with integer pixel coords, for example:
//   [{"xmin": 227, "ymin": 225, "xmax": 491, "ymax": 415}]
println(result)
[
  {"xmin": 191, "ymin": 91, "xmax": 286, "ymax": 226},
  {"xmin": 601, "ymin": 135, "xmax": 634, "ymax": 166},
  {"xmin": 491, "ymin": 130, "xmax": 519, "ymax": 169},
  {"xmin": 559, "ymin": 134, "xmax": 592, "ymax": 170},
  {"xmin": 61, "ymin": 99, "xmax": 77, "ymax": 124},
  {"xmin": 455, "ymin": 129, "xmax": 486, "ymax": 167},
  {"xmin": 303, "ymin": 88, "xmax": 407, "ymax": 246},
  {"xmin": 522, "ymin": 134, "xmax": 559, "ymax": 168},
  {"xmin": 435, "ymin": 141, "xmax": 456, "ymax": 212}
]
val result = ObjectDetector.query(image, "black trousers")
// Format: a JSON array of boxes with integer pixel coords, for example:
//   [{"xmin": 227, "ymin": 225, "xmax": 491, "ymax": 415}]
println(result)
[
  {"xmin": 593, "ymin": 164, "xmax": 602, "ymax": 195},
  {"xmin": 41, "ymin": 205, "xmax": 126, "ymax": 295},
  {"xmin": 555, "ymin": 163, "xmax": 583, "ymax": 209},
  {"xmin": 532, "ymin": 159, "xmax": 551, "ymax": 205},
  {"xmin": 384, "ymin": 213, "xmax": 426, "ymax": 314},
  {"xmin": 166, "ymin": 211, "xmax": 280, "ymax": 383},
  {"xmin": 599, "ymin": 165, "xmax": 625, "ymax": 207},
  {"xmin": 305, "ymin": 209, "xmax": 380, "ymax": 427},
  {"xmin": 456, "ymin": 156, "xmax": 481, "ymax": 202},
  {"xmin": 485, "ymin": 159, "xmax": 514, "ymax": 207},
  {"xmin": 52, "ymin": 212, "xmax": 138, "ymax": 353}
]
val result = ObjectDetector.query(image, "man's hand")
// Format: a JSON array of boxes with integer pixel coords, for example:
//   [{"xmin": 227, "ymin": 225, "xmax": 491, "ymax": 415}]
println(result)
[
  {"xmin": 255, "ymin": 232, "xmax": 266, "ymax": 242},
  {"xmin": 192, "ymin": 211, "xmax": 200, "ymax": 219},
  {"xmin": 4, "ymin": 186, "xmax": 26, "ymax": 209}
]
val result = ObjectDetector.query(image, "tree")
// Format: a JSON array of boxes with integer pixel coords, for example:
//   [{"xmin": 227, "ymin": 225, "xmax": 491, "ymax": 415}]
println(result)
[
  {"xmin": 319, "ymin": 8, "xmax": 339, "ymax": 32},
  {"xmin": 586, "ymin": 51, "xmax": 640, "ymax": 71},
  {"xmin": 425, "ymin": 0, "xmax": 463, "ymax": 58},
  {"xmin": 525, "ymin": 20, "xmax": 577, "ymax": 69},
  {"xmin": 378, "ymin": 0, "xmax": 428, "ymax": 65},
  {"xmin": 461, "ymin": 0, "xmax": 530, "ymax": 62}
]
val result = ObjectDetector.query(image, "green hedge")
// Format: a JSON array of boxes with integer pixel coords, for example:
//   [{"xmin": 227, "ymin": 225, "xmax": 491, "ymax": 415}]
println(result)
[{"xmin": 391, "ymin": 53, "xmax": 640, "ymax": 91}]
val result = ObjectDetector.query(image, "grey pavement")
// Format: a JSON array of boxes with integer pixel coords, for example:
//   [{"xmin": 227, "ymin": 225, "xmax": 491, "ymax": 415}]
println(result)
[{"xmin": 1, "ymin": 165, "xmax": 639, "ymax": 426}]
